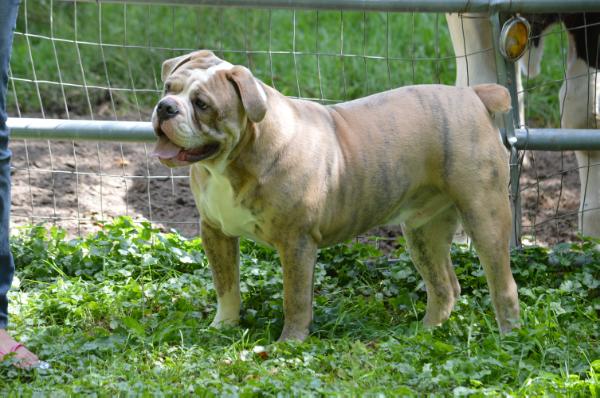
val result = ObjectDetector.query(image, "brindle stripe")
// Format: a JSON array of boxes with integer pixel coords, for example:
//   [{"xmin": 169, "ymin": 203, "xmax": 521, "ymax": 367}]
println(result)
[{"xmin": 429, "ymin": 91, "xmax": 452, "ymax": 180}]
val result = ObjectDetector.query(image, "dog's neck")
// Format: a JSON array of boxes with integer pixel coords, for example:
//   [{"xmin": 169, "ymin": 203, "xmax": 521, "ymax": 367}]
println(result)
[{"xmin": 207, "ymin": 82, "xmax": 335, "ymax": 197}]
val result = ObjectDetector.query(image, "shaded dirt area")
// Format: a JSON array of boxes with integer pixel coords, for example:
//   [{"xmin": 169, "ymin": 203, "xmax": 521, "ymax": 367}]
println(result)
[
  {"xmin": 519, "ymin": 150, "xmax": 580, "ymax": 246},
  {"xmin": 10, "ymin": 140, "xmax": 201, "ymax": 237},
  {"xmin": 9, "ymin": 140, "xmax": 581, "ymax": 247}
]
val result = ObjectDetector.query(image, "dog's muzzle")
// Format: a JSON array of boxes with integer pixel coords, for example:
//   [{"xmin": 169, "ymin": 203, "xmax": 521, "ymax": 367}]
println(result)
[
  {"xmin": 151, "ymin": 111, "xmax": 221, "ymax": 165},
  {"xmin": 152, "ymin": 132, "xmax": 221, "ymax": 164}
]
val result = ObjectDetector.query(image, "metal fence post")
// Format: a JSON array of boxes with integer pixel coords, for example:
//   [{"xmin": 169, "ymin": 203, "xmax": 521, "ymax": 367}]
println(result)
[{"xmin": 490, "ymin": 12, "xmax": 522, "ymax": 248}]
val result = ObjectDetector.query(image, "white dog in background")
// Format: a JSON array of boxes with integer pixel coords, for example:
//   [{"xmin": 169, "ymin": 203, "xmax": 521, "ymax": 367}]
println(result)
[{"xmin": 446, "ymin": 12, "xmax": 600, "ymax": 238}]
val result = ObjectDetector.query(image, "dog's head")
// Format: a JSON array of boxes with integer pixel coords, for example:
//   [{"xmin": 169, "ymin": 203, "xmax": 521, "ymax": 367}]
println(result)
[{"xmin": 151, "ymin": 50, "xmax": 268, "ymax": 167}]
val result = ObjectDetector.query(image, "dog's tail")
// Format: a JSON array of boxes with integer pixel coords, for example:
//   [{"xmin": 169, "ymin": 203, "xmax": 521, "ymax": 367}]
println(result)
[{"xmin": 473, "ymin": 84, "xmax": 511, "ymax": 114}]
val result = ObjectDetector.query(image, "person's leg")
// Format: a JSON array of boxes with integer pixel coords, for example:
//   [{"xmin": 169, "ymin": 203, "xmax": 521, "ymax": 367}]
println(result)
[{"xmin": 0, "ymin": 0, "xmax": 39, "ymax": 368}]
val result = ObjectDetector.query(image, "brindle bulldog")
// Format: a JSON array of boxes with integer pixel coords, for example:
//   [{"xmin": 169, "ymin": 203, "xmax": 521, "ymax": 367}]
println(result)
[{"xmin": 151, "ymin": 50, "xmax": 520, "ymax": 342}]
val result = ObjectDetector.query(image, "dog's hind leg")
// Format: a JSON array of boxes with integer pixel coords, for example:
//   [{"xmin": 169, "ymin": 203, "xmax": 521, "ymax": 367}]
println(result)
[
  {"xmin": 402, "ymin": 207, "xmax": 461, "ymax": 327},
  {"xmin": 455, "ymin": 191, "xmax": 520, "ymax": 333}
]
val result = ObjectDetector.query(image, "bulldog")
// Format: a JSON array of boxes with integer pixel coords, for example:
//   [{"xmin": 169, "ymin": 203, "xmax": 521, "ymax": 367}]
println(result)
[{"xmin": 151, "ymin": 50, "xmax": 520, "ymax": 341}]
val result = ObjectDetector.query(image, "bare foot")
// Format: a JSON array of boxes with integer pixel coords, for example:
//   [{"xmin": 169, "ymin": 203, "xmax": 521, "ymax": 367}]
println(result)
[{"xmin": 0, "ymin": 329, "xmax": 39, "ymax": 368}]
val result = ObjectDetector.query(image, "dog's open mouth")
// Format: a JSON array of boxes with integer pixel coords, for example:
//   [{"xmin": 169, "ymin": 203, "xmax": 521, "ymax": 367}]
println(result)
[{"xmin": 151, "ymin": 131, "xmax": 220, "ymax": 163}]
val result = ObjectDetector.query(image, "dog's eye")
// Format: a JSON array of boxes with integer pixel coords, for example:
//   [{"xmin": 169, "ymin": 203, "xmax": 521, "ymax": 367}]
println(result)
[
  {"xmin": 164, "ymin": 82, "xmax": 172, "ymax": 92},
  {"xmin": 194, "ymin": 98, "xmax": 209, "ymax": 111}
]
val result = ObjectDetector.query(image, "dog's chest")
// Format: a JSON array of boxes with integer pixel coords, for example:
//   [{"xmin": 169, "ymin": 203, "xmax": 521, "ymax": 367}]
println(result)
[{"xmin": 190, "ymin": 166, "xmax": 258, "ymax": 238}]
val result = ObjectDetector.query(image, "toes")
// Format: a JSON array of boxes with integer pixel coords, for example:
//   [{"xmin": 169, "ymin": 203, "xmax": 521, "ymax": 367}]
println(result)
[
  {"xmin": 209, "ymin": 317, "xmax": 239, "ymax": 329},
  {"xmin": 0, "ymin": 331, "xmax": 40, "ymax": 369},
  {"xmin": 277, "ymin": 326, "xmax": 309, "ymax": 342},
  {"xmin": 12, "ymin": 346, "xmax": 39, "ymax": 369},
  {"xmin": 422, "ymin": 306, "xmax": 452, "ymax": 327}
]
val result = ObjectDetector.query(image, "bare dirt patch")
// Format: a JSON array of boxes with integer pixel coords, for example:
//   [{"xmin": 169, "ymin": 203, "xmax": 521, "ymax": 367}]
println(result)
[
  {"xmin": 520, "ymin": 150, "xmax": 580, "ymax": 246},
  {"xmin": 9, "ymin": 140, "xmax": 581, "ymax": 247},
  {"xmin": 10, "ymin": 140, "xmax": 200, "ymax": 237}
]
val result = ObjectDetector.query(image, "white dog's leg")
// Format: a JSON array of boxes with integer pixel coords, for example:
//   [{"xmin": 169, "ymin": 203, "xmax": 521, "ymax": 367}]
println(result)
[
  {"xmin": 560, "ymin": 37, "xmax": 600, "ymax": 237},
  {"xmin": 446, "ymin": 13, "xmax": 498, "ymax": 87},
  {"xmin": 519, "ymin": 36, "xmax": 545, "ymax": 79}
]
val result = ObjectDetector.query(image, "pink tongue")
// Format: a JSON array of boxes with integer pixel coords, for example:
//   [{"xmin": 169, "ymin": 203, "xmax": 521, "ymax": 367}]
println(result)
[{"xmin": 151, "ymin": 135, "xmax": 182, "ymax": 159}]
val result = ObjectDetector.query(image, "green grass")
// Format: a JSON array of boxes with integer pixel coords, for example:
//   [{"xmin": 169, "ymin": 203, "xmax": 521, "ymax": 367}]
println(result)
[
  {"xmin": 9, "ymin": 3, "xmax": 455, "ymax": 118},
  {"xmin": 10, "ymin": 2, "xmax": 565, "ymax": 126},
  {"xmin": 1, "ymin": 217, "xmax": 598, "ymax": 395}
]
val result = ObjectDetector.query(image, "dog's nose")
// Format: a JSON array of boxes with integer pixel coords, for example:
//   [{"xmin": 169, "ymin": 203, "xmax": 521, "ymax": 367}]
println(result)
[{"xmin": 156, "ymin": 98, "xmax": 179, "ymax": 120}]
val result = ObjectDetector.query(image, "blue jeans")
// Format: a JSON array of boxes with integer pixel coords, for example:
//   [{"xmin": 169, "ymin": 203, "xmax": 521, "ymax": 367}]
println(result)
[{"xmin": 0, "ymin": 1, "xmax": 20, "ymax": 329}]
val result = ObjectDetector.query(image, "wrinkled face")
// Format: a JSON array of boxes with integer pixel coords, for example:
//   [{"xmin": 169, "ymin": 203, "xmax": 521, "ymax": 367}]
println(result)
[{"xmin": 151, "ymin": 50, "xmax": 267, "ymax": 168}]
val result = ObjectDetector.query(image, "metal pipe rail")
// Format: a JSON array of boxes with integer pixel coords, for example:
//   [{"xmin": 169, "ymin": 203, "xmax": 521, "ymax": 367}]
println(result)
[
  {"xmin": 7, "ymin": 118, "xmax": 600, "ymax": 150},
  {"xmin": 513, "ymin": 129, "xmax": 600, "ymax": 151},
  {"xmin": 7, "ymin": 118, "xmax": 154, "ymax": 143},
  {"xmin": 64, "ymin": 0, "xmax": 600, "ymax": 13}
]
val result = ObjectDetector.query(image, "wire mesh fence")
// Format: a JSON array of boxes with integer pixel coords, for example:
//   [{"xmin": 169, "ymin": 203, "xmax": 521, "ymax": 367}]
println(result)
[
  {"xmin": 7, "ymin": 0, "xmax": 600, "ymax": 247},
  {"xmin": 9, "ymin": 0, "xmax": 459, "ymax": 240},
  {"xmin": 516, "ymin": 13, "xmax": 600, "ymax": 245}
]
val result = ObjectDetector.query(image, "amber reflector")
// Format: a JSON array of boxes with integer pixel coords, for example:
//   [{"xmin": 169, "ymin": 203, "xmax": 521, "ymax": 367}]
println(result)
[{"xmin": 499, "ymin": 16, "xmax": 531, "ymax": 62}]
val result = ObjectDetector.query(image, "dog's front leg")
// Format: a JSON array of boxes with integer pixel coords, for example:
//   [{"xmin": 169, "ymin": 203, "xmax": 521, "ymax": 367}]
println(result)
[
  {"xmin": 201, "ymin": 221, "xmax": 241, "ymax": 328},
  {"xmin": 276, "ymin": 235, "xmax": 318, "ymax": 342}
]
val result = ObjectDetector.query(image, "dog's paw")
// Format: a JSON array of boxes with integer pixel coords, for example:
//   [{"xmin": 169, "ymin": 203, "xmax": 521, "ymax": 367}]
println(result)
[
  {"xmin": 277, "ymin": 326, "xmax": 309, "ymax": 342},
  {"xmin": 498, "ymin": 316, "xmax": 521, "ymax": 335},
  {"xmin": 209, "ymin": 316, "xmax": 239, "ymax": 329}
]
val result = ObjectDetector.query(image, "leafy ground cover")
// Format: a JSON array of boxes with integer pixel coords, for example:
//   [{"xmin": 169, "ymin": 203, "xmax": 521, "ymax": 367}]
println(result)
[{"xmin": 0, "ymin": 217, "xmax": 598, "ymax": 396}]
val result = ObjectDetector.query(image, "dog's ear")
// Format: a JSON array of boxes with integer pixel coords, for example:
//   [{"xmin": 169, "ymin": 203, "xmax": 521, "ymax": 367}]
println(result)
[
  {"xmin": 226, "ymin": 66, "xmax": 267, "ymax": 123},
  {"xmin": 161, "ymin": 54, "xmax": 192, "ymax": 82}
]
